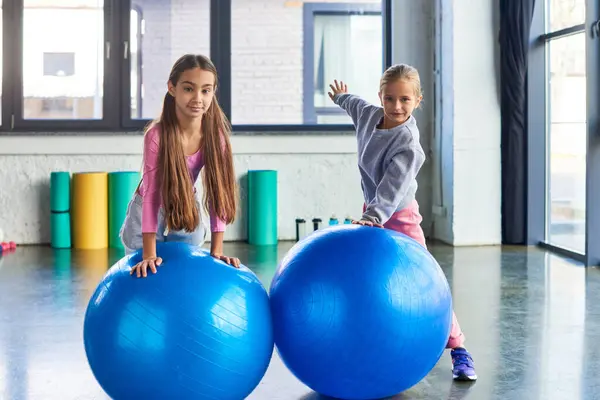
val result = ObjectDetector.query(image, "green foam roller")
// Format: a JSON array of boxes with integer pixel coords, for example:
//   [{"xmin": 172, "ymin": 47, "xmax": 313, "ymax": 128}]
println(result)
[
  {"xmin": 108, "ymin": 171, "xmax": 140, "ymax": 249},
  {"xmin": 51, "ymin": 212, "xmax": 71, "ymax": 249},
  {"xmin": 247, "ymin": 170, "xmax": 278, "ymax": 245},
  {"xmin": 50, "ymin": 171, "xmax": 71, "ymax": 212}
]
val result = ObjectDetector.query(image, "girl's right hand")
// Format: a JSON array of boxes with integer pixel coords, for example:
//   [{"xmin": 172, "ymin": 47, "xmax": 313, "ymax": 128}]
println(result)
[
  {"xmin": 130, "ymin": 256, "xmax": 163, "ymax": 278},
  {"xmin": 328, "ymin": 80, "xmax": 348, "ymax": 101}
]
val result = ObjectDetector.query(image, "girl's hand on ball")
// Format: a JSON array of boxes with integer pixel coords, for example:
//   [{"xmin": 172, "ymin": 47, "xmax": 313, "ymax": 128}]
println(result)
[
  {"xmin": 352, "ymin": 219, "xmax": 384, "ymax": 228},
  {"xmin": 211, "ymin": 253, "xmax": 241, "ymax": 269},
  {"xmin": 130, "ymin": 257, "xmax": 162, "ymax": 278},
  {"xmin": 328, "ymin": 80, "xmax": 348, "ymax": 101}
]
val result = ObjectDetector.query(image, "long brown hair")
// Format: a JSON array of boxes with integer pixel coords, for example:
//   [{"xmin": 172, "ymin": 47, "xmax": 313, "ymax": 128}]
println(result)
[{"xmin": 145, "ymin": 54, "xmax": 237, "ymax": 233}]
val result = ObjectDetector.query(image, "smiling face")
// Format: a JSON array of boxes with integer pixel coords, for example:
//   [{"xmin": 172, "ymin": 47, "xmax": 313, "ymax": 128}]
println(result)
[
  {"xmin": 167, "ymin": 67, "xmax": 216, "ymax": 121},
  {"xmin": 378, "ymin": 79, "xmax": 422, "ymax": 128}
]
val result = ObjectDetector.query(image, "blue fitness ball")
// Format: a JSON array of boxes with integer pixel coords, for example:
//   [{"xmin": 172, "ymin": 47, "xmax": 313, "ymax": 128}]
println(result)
[
  {"xmin": 270, "ymin": 225, "xmax": 452, "ymax": 399},
  {"xmin": 83, "ymin": 242, "xmax": 273, "ymax": 400}
]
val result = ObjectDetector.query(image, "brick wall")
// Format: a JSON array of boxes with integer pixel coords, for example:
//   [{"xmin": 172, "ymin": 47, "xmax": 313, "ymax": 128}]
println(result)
[
  {"xmin": 132, "ymin": 0, "xmax": 210, "ymax": 119},
  {"xmin": 133, "ymin": 0, "xmax": 380, "ymax": 124}
]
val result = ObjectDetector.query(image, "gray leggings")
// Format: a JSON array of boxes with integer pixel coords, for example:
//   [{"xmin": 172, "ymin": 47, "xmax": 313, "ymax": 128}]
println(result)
[{"xmin": 119, "ymin": 192, "xmax": 207, "ymax": 254}]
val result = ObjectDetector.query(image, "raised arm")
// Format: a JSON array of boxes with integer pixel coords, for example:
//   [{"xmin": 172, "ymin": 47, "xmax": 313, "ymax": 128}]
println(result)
[{"xmin": 328, "ymin": 80, "xmax": 374, "ymax": 126}]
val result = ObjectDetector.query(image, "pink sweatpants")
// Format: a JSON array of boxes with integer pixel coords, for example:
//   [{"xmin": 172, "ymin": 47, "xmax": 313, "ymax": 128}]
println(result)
[{"xmin": 364, "ymin": 201, "xmax": 465, "ymax": 349}]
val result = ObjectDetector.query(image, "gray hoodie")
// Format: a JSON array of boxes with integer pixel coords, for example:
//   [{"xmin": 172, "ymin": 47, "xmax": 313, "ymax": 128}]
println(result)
[{"xmin": 333, "ymin": 93, "xmax": 426, "ymax": 225}]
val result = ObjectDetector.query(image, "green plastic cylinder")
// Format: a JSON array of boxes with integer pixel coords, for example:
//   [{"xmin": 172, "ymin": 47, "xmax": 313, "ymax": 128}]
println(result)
[
  {"xmin": 108, "ymin": 171, "xmax": 140, "ymax": 249},
  {"xmin": 50, "ymin": 212, "xmax": 71, "ymax": 249},
  {"xmin": 247, "ymin": 170, "xmax": 278, "ymax": 245},
  {"xmin": 50, "ymin": 171, "xmax": 70, "ymax": 212}
]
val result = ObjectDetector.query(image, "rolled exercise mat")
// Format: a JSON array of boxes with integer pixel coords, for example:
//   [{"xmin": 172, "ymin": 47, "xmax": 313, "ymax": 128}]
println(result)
[
  {"xmin": 50, "ymin": 171, "xmax": 72, "ymax": 248},
  {"xmin": 72, "ymin": 172, "xmax": 108, "ymax": 249},
  {"xmin": 108, "ymin": 171, "xmax": 140, "ymax": 249},
  {"xmin": 247, "ymin": 170, "xmax": 278, "ymax": 245},
  {"xmin": 50, "ymin": 171, "xmax": 71, "ymax": 212},
  {"xmin": 50, "ymin": 211, "xmax": 71, "ymax": 249}
]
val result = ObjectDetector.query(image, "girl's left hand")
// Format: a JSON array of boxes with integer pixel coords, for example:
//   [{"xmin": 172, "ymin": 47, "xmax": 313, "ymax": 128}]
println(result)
[
  {"xmin": 352, "ymin": 219, "xmax": 384, "ymax": 228},
  {"xmin": 211, "ymin": 253, "xmax": 241, "ymax": 268}
]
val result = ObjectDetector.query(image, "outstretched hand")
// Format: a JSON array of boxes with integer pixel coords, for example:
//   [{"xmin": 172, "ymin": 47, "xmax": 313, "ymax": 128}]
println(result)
[
  {"xmin": 352, "ymin": 219, "xmax": 384, "ymax": 228},
  {"xmin": 129, "ymin": 252, "xmax": 241, "ymax": 278},
  {"xmin": 328, "ymin": 80, "xmax": 348, "ymax": 101},
  {"xmin": 211, "ymin": 253, "xmax": 241, "ymax": 268},
  {"xmin": 130, "ymin": 256, "xmax": 163, "ymax": 278}
]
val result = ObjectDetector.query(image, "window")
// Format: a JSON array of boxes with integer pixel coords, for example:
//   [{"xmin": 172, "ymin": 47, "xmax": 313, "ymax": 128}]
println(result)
[
  {"xmin": 0, "ymin": 0, "xmax": 390, "ymax": 132},
  {"xmin": 230, "ymin": 0, "xmax": 383, "ymax": 126},
  {"xmin": 528, "ymin": 0, "xmax": 600, "ymax": 264},
  {"xmin": 43, "ymin": 53, "xmax": 76, "ymax": 77},
  {"xmin": 128, "ymin": 0, "xmax": 210, "ymax": 121},
  {"xmin": 23, "ymin": 0, "xmax": 104, "ymax": 120},
  {"xmin": 308, "ymin": 5, "xmax": 383, "ymax": 125},
  {"xmin": 547, "ymin": 0, "xmax": 586, "ymax": 32},
  {"xmin": 546, "ymin": 32, "xmax": 586, "ymax": 254},
  {"xmin": 130, "ymin": 8, "xmax": 142, "ymax": 119}
]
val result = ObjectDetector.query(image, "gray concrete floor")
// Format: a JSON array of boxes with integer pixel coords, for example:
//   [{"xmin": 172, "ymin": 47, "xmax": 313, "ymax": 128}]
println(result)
[{"xmin": 1, "ymin": 241, "xmax": 599, "ymax": 400}]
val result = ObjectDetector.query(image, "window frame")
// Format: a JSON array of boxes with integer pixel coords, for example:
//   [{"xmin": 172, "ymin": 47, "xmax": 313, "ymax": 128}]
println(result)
[
  {"xmin": 302, "ymin": 2, "xmax": 383, "ymax": 125},
  {"xmin": 129, "ymin": 4, "xmax": 144, "ymax": 121},
  {"xmin": 527, "ymin": 0, "xmax": 600, "ymax": 265},
  {"xmin": 4, "ymin": 0, "xmax": 120, "ymax": 132},
  {"xmin": 0, "ymin": 0, "xmax": 392, "ymax": 134}
]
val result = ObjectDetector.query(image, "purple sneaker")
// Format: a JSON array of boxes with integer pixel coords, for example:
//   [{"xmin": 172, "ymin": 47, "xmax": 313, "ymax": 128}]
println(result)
[{"xmin": 451, "ymin": 347, "xmax": 477, "ymax": 381}]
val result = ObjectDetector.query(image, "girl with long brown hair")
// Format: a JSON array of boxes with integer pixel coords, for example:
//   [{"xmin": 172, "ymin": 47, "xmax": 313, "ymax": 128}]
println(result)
[{"xmin": 120, "ymin": 54, "xmax": 239, "ymax": 277}]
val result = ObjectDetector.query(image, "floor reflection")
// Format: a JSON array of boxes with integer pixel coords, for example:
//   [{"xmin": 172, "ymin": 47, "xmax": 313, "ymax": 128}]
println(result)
[{"xmin": 0, "ymin": 241, "xmax": 598, "ymax": 400}]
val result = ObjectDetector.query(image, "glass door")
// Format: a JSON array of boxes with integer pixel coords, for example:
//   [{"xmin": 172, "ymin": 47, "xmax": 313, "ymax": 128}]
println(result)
[{"xmin": 543, "ymin": 0, "xmax": 588, "ymax": 254}]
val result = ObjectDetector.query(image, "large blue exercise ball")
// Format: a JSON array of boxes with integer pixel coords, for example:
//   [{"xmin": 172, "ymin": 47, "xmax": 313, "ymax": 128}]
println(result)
[
  {"xmin": 83, "ymin": 242, "xmax": 273, "ymax": 400},
  {"xmin": 270, "ymin": 225, "xmax": 452, "ymax": 399}
]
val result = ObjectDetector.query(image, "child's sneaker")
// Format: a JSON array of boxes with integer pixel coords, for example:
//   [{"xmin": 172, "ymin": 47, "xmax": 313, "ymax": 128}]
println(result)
[{"xmin": 450, "ymin": 347, "xmax": 477, "ymax": 381}]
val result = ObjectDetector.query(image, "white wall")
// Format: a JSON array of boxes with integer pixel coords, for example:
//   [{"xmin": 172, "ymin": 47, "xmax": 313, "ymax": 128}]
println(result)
[
  {"xmin": 450, "ymin": 0, "xmax": 502, "ymax": 245},
  {"xmin": 0, "ymin": 0, "xmax": 502, "ymax": 246},
  {"xmin": 428, "ymin": 0, "xmax": 502, "ymax": 246},
  {"xmin": 0, "ymin": 135, "xmax": 364, "ymax": 244},
  {"xmin": 390, "ymin": 0, "xmax": 435, "ymax": 241},
  {"xmin": 391, "ymin": 0, "xmax": 501, "ymax": 246}
]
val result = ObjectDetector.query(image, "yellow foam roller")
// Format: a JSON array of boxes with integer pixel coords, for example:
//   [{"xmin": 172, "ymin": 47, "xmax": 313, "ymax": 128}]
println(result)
[{"xmin": 72, "ymin": 172, "xmax": 108, "ymax": 249}]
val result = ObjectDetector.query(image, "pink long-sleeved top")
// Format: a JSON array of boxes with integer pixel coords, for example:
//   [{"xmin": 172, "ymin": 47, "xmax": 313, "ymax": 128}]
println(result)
[{"xmin": 138, "ymin": 124, "xmax": 227, "ymax": 234}]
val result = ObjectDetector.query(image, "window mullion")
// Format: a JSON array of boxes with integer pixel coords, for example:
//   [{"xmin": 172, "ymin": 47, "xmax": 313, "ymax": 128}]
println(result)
[
  {"xmin": 105, "ymin": 0, "xmax": 121, "ymax": 130},
  {"xmin": 210, "ymin": 0, "xmax": 232, "ymax": 122}
]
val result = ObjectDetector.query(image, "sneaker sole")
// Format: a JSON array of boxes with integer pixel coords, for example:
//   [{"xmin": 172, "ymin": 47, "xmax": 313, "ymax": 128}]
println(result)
[{"xmin": 453, "ymin": 373, "xmax": 477, "ymax": 381}]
